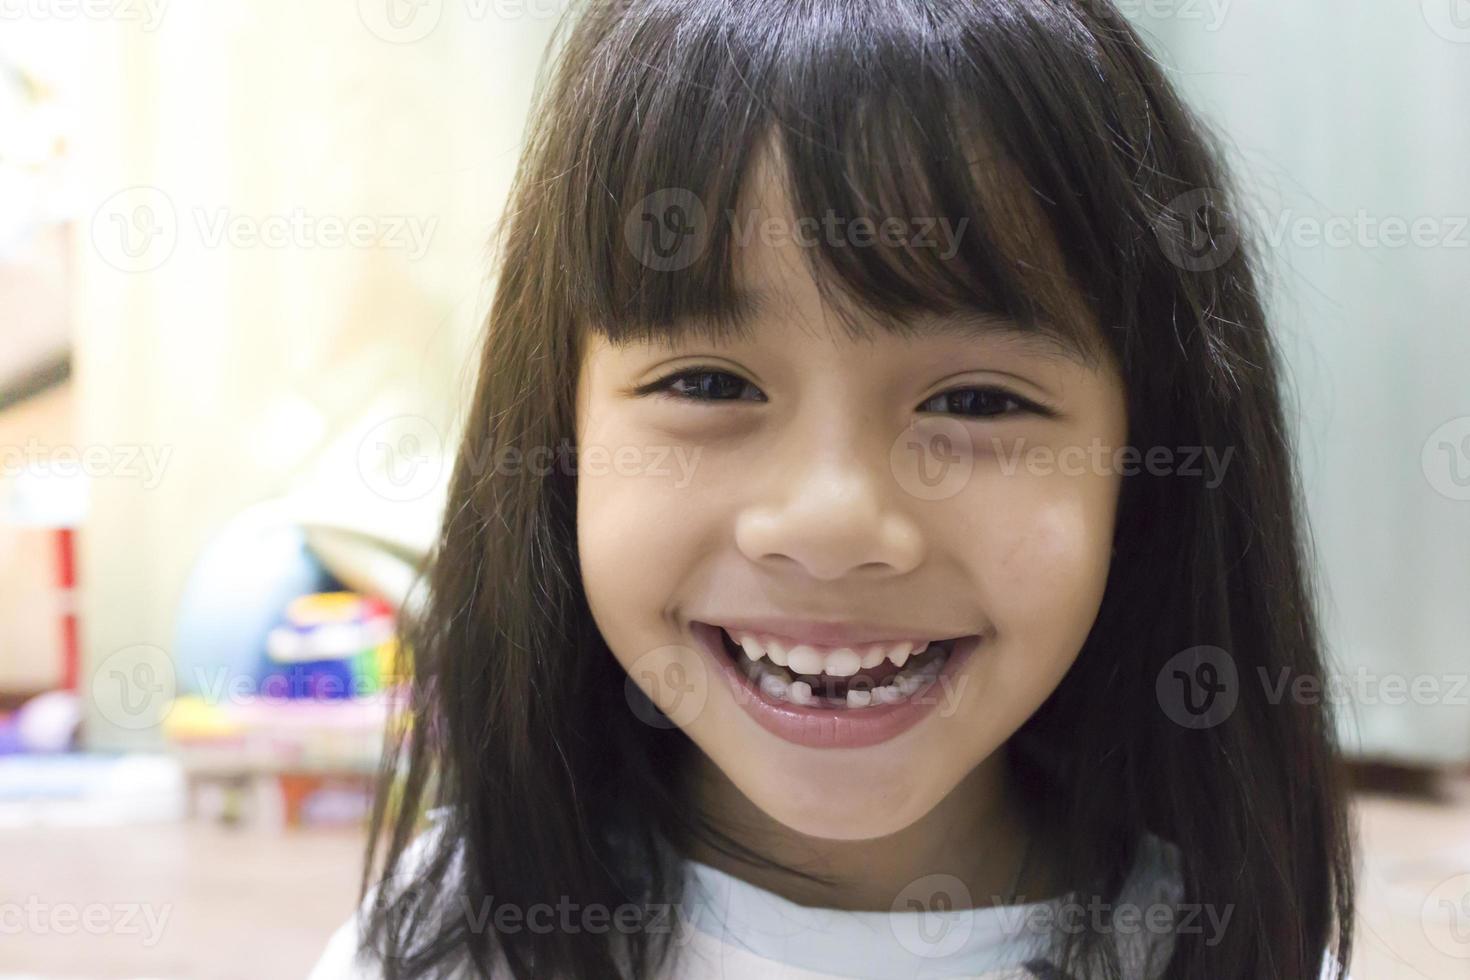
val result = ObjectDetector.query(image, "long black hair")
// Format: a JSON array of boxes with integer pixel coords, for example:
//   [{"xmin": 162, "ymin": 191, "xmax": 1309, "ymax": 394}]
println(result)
[{"xmin": 361, "ymin": 1, "xmax": 1355, "ymax": 977}]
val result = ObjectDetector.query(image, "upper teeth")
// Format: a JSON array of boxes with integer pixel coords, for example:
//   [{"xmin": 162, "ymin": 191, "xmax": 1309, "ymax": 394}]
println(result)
[{"xmin": 726, "ymin": 629, "xmax": 933, "ymax": 676}]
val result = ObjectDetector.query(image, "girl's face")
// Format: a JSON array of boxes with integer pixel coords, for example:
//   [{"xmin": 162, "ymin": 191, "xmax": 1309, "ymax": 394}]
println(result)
[{"xmin": 575, "ymin": 157, "xmax": 1128, "ymax": 842}]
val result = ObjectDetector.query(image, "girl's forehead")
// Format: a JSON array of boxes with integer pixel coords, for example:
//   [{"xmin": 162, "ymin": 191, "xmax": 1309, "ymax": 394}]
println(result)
[
  {"xmin": 648, "ymin": 294, "xmax": 1102, "ymax": 375},
  {"xmin": 691, "ymin": 209, "xmax": 1099, "ymax": 369},
  {"xmin": 716, "ymin": 136, "xmax": 1105, "ymax": 361},
  {"xmin": 589, "ymin": 104, "xmax": 1112, "ymax": 372}
]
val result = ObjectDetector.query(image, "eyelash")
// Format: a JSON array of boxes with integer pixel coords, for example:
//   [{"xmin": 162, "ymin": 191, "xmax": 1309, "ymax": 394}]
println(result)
[{"xmin": 635, "ymin": 368, "xmax": 1054, "ymax": 419}]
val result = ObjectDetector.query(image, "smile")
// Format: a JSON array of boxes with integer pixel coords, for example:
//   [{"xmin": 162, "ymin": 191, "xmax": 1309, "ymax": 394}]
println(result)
[
  {"xmin": 690, "ymin": 621, "xmax": 984, "ymax": 749},
  {"xmin": 720, "ymin": 627, "xmax": 959, "ymax": 708}
]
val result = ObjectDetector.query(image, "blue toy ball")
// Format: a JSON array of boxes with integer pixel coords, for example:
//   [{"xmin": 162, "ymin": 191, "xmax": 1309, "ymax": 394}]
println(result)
[{"xmin": 172, "ymin": 503, "xmax": 341, "ymax": 697}]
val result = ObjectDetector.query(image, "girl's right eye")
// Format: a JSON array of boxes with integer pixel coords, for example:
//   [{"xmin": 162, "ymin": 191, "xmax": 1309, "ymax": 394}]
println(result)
[{"xmin": 636, "ymin": 369, "xmax": 766, "ymax": 403}]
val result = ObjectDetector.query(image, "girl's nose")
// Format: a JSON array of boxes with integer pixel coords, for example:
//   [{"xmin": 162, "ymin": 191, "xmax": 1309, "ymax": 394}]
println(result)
[{"xmin": 733, "ymin": 449, "xmax": 926, "ymax": 582}]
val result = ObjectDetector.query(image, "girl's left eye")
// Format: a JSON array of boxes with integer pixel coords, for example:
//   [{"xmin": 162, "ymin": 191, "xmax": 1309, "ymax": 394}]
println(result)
[{"xmin": 918, "ymin": 386, "xmax": 1047, "ymax": 418}]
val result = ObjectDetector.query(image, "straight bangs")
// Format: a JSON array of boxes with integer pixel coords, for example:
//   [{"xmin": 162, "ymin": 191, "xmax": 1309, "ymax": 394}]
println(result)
[{"xmin": 544, "ymin": 0, "xmax": 1166, "ymax": 368}]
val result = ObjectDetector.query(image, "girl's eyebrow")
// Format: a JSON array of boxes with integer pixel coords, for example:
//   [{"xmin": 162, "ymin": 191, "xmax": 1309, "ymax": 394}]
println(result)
[
  {"xmin": 655, "ymin": 287, "xmax": 1100, "ymax": 369},
  {"xmin": 911, "ymin": 309, "xmax": 1099, "ymax": 368}
]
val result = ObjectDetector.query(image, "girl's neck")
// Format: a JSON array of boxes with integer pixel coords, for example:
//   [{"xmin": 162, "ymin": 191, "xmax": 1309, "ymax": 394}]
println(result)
[{"xmin": 678, "ymin": 750, "xmax": 1051, "ymax": 913}]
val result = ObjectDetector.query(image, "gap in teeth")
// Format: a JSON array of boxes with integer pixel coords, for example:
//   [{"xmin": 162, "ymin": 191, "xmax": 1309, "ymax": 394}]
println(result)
[{"xmin": 731, "ymin": 632, "xmax": 952, "ymax": 709}]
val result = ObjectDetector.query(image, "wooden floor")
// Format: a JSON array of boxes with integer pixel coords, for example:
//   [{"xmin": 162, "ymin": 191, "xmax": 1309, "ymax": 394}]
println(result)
[
  {"xmin": 1351, "ymin": 782, "xmax": 1470, "ymax": 979},
  {"xmin": 0, "ymin": 822, "xmax": 366, "ymax": 980},
  {"xmin": 1, "ymin": 788, "xmax": 1467, "ymax": 979}
]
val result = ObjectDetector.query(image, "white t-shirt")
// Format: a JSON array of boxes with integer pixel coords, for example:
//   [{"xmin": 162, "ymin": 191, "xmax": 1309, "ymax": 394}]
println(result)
[{"xmin": 310, "ymin": 818, "xmax": 1195, "ymax": 980}]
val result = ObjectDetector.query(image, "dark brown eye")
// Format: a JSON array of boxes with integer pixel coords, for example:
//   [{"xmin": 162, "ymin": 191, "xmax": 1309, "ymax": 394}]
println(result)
[
  {"xmin": 919, "ymin": 386, "xmax": 1036, "ymax": 418},
  {"xmin": 646, "ymin": 369, "xmax": 763, "ymax": 403}
]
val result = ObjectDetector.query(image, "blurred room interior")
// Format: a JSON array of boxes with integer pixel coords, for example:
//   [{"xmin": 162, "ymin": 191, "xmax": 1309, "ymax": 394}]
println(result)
[{"xmin": 1, "ymin": 3, "xmax": 1468, "ymax": 978}]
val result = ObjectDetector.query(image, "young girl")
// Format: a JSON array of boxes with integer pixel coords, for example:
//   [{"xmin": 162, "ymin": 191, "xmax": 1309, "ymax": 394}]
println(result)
[{"xmin": 313, "ymin": 0, "xmax": 1355, "ymax": 977}]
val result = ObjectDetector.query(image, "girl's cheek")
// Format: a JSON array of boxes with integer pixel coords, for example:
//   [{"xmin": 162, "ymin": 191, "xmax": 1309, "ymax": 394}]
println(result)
[
  {"xmin": 950, "ymin": 462, "xmax": 1119, "ymax": 632},
  {"xmin": 574, "ymin": 421, "xmax": 719, "ymax": 640}
]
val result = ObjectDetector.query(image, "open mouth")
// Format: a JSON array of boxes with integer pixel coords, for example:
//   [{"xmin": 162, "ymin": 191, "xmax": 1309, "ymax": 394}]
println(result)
[{"xmin": 711, "ymin": 625, "xmax": 964, "ymax": 710}]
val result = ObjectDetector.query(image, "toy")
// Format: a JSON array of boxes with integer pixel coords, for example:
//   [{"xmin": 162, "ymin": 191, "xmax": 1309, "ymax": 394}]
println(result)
[{"xmin": 262, "ymin": 591, "xmax": 396, "ymax": 700}]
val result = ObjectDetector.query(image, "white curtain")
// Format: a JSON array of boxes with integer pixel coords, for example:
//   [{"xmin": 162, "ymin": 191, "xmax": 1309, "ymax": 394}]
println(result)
[
  {"xmin": 73, "ymin": 4, "xmax": 563, "ymax": 749},
  {"xmin": 1126, "ymin": 3, "xmax": 1470, "ymax": 762}
]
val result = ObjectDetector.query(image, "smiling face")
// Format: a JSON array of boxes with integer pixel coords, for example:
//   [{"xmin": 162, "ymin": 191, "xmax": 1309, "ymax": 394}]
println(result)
[{"xmin": 575, "ymin": 150, "xmax": 1129, "ymax": 843}]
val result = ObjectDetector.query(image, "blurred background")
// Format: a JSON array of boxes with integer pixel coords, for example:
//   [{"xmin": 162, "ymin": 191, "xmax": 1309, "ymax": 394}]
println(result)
[{"xmin": 0, "ymin": 2, "xmax": 1466, "ymax": 978}]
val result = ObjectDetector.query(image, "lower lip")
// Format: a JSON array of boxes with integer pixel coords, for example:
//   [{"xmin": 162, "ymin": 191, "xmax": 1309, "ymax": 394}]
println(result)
[{"xmin": 690, "ymin": 622, "xmax": 982, "ymax": 750}]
